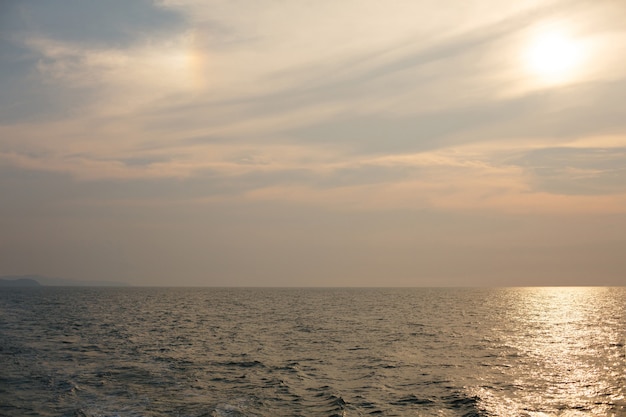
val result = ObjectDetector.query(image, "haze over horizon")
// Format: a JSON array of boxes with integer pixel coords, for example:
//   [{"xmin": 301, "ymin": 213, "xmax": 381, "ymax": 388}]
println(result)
[{"xmin": 1, "ymin": 0, "xmax": 625, "ymax": 287}]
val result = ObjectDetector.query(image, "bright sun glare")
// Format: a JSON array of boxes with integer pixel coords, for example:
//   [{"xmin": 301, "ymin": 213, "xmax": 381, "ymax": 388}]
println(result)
[{"xmin": 524, "ymin": 28, "xmax": 585, "ymax": 84}]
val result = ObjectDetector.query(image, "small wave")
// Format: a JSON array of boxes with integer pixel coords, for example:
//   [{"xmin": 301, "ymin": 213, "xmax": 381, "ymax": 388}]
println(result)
[
  {"xmin": 307, "ymin": 389, "xmax": 348, "ymax": 417},
  {"xmin": 212, "ymin": 396, "xmax": 261, "ymax": 417},
  {"xmin": 66, "ymin": 408, "xmax": 90, "ymax": 417},
  {"xmin": 443, "ymin": 393, "xmax": 489, "ymax": 417},
  {"xmin": 221, "ymin": 360, "xmax": 265, "ymax": 369},
  {"xmin": 391, "ymin": 394, "xmax": 435, "ymax": 405}
]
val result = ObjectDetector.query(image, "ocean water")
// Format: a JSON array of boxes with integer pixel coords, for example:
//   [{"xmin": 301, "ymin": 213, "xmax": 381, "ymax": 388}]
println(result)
[{"xmin": 0, "ymin": 287, "xmax": 624, "ymax": 417}]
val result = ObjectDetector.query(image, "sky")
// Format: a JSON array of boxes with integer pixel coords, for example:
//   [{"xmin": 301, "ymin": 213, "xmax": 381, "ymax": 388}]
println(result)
[{"xmin": 1, "ymin": 0, "xmax": 625, "ymax": 287}]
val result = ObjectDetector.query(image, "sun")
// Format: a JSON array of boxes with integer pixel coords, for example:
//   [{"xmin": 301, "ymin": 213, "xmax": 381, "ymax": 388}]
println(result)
[{"xmin": 523, "ymin": 27, "xmax": 585, "ymax": 84}]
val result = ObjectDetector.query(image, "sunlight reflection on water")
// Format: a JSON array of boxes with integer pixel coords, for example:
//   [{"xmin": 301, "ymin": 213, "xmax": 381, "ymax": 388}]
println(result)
[{"xmin": 482, "ymin": 287, "xmax": 626, "ymax": 417}]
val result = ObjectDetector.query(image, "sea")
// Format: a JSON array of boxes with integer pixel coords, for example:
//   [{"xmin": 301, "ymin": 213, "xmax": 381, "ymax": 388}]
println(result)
[{"xmin": 0, "ymin": 287, "xmax": 624, "ymax": 417}]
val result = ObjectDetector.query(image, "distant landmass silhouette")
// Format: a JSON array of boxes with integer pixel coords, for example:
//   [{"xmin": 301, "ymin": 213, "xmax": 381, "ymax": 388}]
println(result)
[
  {"xmin": 0, "ymin": 277, "xmax": 42, "ymax": 287},
  {"xmin": 0, "ymin": 275, "xmax": 130, "ymax": 287}
]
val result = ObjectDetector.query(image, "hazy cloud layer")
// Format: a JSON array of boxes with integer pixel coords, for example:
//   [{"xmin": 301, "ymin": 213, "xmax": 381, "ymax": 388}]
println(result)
[{"xmin": 1, "ymin": 0, "xmax": 625, "ymax": 285}]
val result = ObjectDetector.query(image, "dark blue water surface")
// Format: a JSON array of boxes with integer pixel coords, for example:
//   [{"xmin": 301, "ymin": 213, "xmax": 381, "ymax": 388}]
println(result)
[{"xmin": 0, "ymin": 287, "xmax": 624, "ymax": 416}]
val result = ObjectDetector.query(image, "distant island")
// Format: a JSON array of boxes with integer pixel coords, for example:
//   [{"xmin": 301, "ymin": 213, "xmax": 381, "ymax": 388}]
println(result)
[
  {"xmin": 0, "ymin": 275, "xmax": 130, "ymax": 287},
  {"xmin": 0, "ymin": 277, "xmax": 42, "ymax": 287}
]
